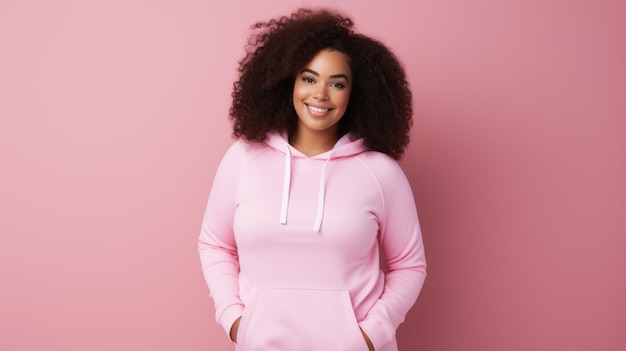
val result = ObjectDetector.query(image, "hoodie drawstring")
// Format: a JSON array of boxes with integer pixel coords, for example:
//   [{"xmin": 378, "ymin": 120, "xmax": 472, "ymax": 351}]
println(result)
[
  {"xmin": 313, "ymin": 153, "xmax": 332, "ymax": 232},
  {"xmin": 279, "ymin": 146, "xmax": 333, "ymax": 232},
  {"xmin": 280, "ymin": 146, "xmax": 291, "ymax": 225}
]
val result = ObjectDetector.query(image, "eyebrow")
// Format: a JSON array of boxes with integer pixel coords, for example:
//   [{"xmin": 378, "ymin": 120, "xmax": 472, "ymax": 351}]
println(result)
[{"xmin": 300, "ymin": 68, "xmax": 350, "ymax": 82}]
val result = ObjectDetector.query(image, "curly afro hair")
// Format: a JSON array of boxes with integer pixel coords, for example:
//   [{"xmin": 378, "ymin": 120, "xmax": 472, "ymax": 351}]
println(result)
[{"xmin": 230, "ymin": 8, "xmax": 413, "ymax": 159}]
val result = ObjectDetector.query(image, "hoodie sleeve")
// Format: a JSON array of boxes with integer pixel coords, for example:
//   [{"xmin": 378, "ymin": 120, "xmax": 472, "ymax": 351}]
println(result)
[
  {"xmin": 197, "ymin": 141, "xmax": 252, "ymax": 337},
  {"xmin": 358, "ymin": 156, "xmax": 427, "ymax": 350}
]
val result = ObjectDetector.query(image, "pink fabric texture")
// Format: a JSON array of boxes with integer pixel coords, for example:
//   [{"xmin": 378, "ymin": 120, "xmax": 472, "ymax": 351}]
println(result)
[{"xmin": 198, "ymin": 132, "xmax": 426, "ymax": 350}]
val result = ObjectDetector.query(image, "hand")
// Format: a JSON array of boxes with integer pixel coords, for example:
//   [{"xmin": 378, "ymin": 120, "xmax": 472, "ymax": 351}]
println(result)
[
  {"xmin": 360, "ymin": 328, "xmax": 375, "ymax": 351},
  {"xmin": 230, "ymin": 316, "xmax": 242, "ymax": 343}
]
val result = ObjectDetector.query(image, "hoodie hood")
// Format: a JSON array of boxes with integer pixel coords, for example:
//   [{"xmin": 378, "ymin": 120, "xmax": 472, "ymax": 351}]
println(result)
[
  {"xmin": 264, "ymin": 131, "xmax": 366, "ymax": 159},
  {"xmin": 264, "ymin": 132, "xmax": 366, "ymax": 232}
]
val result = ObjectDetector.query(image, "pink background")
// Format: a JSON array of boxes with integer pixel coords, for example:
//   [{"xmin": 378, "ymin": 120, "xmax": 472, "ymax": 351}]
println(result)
[{"xmin": 1, "ymin": 0, "xmax": 624, "ymax": 350}]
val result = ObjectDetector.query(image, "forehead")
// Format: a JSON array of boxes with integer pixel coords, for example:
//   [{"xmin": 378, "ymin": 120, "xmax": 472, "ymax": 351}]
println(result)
[{"xmin": 303, "ymin": 49, "xmax": 352, "ymax": 77}]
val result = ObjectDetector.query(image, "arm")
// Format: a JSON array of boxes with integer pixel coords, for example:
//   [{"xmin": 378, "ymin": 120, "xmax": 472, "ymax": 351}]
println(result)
[
  {"xmin": 197, "ymin": 141, "xmax": 251, "ymax": 337},
  {"xmin": 359, "ymin": 158, "xmax": 427, "ymax": 350}
]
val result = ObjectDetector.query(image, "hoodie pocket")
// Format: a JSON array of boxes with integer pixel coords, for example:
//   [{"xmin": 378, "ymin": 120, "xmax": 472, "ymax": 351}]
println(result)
[{"xmin": 237, "ymin": 287, "xmax": 368, "ymax": 351}]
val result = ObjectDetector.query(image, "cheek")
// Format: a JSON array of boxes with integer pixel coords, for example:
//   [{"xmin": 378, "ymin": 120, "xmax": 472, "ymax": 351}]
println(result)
[
  {"xmin": 292, "ymin": 81, "xmax": 307, "ymax": 101},
  {"xmin": 291, "ymin": 81, "xmax": 299, "ymax": 102},
  {"xmin": 337, "ymin": 91, "xmax": 351, "ymax": 110}
]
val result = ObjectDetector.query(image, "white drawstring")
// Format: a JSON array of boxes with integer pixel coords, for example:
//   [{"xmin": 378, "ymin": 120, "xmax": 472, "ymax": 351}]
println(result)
[
  {"xmin": 313, "ymin": 152, "xmax": 332, "ymax": 232},
  {"xmin": 279, "ymin": 146, "xmax": 291, "ymax": 225},
  {"xmin": 280, "ymin": 145, "xmax": 332, "ymax": 232}
]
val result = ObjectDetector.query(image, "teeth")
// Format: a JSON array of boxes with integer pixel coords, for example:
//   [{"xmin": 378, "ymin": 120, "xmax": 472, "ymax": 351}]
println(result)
[{"xmin": 308, "ymin": 105, "xmax": 329, "ymax": 113}]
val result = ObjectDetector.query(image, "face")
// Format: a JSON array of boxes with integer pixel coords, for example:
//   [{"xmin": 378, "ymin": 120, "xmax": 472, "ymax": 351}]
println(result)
[{"xmin": 292, "ymin": 49, "xmax": 352, "ymax": 142}]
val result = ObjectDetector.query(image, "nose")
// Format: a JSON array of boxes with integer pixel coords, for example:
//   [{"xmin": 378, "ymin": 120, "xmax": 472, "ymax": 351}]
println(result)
[{"xmin": 312, "ymin": 84, "xmax": 329, "ymax": 101}]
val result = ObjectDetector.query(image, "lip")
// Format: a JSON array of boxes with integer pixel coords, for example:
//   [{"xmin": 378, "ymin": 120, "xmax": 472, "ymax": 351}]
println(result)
[{"xmin": 305, "ymin": 103, "xmax": 333, "ymax": 115}]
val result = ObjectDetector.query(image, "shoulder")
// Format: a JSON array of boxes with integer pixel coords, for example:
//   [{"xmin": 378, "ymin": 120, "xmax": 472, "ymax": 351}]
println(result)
[
  {"xmin": 355, "ymin": 151, "xmax": 407, "ymax": 181},
  {"xmin": 354, "ymin": 152, "xmax": 417, "ymax": 221},
  {"xmin": 218, "ymin": 139, "xmax": 271, "ymax": 174},
  {"xmin": 225, "ymin": 138, "xmax": 268, "ymax": 157}
]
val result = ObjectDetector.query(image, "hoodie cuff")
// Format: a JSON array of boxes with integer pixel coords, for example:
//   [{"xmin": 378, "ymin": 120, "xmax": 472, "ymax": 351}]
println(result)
[
  {"xmin": 218, "ymin": 303, "xmax": 245, "ymax": 338},
  {"xmin": 359, "ymin": 316, "xmax": 393, "ymax": 351}
]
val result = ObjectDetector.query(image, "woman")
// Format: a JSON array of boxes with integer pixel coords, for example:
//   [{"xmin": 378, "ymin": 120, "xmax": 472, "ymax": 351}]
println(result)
[{"xmin": 198, "ymin": 8, "xmax": 426, "ymax": 351}]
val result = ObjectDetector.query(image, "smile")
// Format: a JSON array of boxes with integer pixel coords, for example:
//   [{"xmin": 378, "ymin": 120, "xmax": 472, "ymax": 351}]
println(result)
[{"xmin": 306, "ymin": 104, "xmax": 332, "ymax": 113}]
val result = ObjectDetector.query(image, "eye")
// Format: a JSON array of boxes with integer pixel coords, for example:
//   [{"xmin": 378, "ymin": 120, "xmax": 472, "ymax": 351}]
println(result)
[
  {"xmin": 330, "ymin": 82, "xmax": 345, "ymax": 89},
  {"xmin": 302, "ymin": 76, "xmax": 315, "ymax": 84}
]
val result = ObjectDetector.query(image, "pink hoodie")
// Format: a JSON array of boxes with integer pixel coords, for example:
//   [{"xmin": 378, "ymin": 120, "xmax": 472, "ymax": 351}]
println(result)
[{"xmin": 198, "ymin": 132, "xmax": 426, "ymax": 351}]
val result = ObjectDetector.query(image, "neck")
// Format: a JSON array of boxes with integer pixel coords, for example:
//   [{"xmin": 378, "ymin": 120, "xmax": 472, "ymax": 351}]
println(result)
[{"xmin": 289, "ymin": 129, "xmax": 339, "ymax": 157}]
